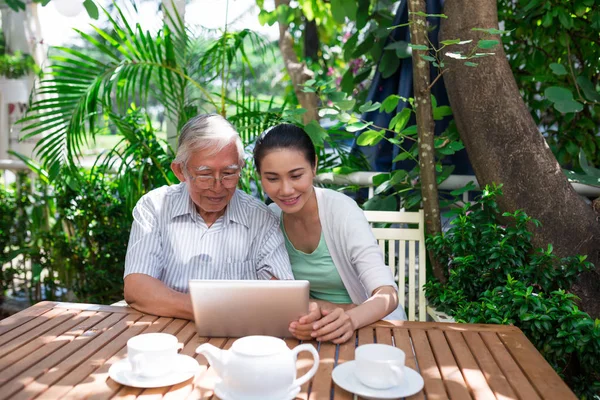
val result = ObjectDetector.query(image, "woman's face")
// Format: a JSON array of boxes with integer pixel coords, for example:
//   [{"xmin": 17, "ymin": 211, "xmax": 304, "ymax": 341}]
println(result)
[{"xmin": 259, "ymin": 148, "xmax": 316, "ymax": 215}]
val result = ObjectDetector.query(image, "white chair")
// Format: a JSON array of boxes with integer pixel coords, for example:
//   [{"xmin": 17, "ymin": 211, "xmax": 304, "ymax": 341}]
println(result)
[{"xmin": 364, "ymin": 209, "xmax": 454, "ymax": 322}]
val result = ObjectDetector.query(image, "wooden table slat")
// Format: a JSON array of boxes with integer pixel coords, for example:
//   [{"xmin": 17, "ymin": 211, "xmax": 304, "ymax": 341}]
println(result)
[
  {"xmin": 411, "ymin": 329, "xmax": 448, "ymax": 400},
  {"xmin": 499, "ymin": 331, "xmax": 578, "ymax": 400},
  {"xmin": 308, "ymin": 340, "xmax": 335, "ymax": 400},
  {"xmin": 393, "ymin": 328, "xmax": 425, "ymax": 400},
  {"xmin": 0, "ymin": 311, "xmax": 104, "ymax": 383},
  {"xmin": 480, "ymin": 331, "xmax": 541, "ymax": 400},
  {"xmin": 62, "ymin": 316, "xmax": 173, "ymax": 400},
  {"xmin": 13, "ymin": 312, "xmax": 144, "ymax": 400},
  {"xmin": 0, "ymin": 301, "xmax": 577, "ymax": 400},
  {"xmin": 0, "ymin": 301, "xmax": 55, "ymax": 336},
  {"xmin": 0, "ymin": 312, "xmax": 128, "ymax": 400},
  {"xmin": 0, "ymin": 307, "xmax": 72, "ymax": 348},
  {"xmin": 462, "ymin": 331, "xmax": 518, "ymax": 400},
  {"xmin": 161, "ymin": 322, "xmax": 210, "ymax": 400},
  {"xmin": 185, "ymin": 337, "xmax": 228, "ymax": 400},
  {"xmin": 445, "ymin": 331, "xmax": 496, "ymax": 400},
  {"xmin": 427, "ymin": 330, "xmax": 471, "ymax": 400},
  {"xmin": 294, "ymin": 340, "xmax": 318, "ymax": 400},
  {"xmin": 113, "ymin": 318, "xmax": 192, "ymax": 399},
  {"xmin": 332, "ymin": 331, "xmax": 355, "ymax": 400}
]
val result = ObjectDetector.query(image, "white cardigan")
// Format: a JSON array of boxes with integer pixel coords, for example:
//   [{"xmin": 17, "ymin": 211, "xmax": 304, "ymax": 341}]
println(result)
[{"xmin": 269, "ymin": 187, "xmax": 406, "ymax": 320}]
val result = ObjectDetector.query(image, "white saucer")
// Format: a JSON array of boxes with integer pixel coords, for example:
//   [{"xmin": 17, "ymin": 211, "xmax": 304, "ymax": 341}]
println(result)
[
  {"xmin": 108, "ymin": 354, "xmax": 200, "ymax": 388},
  {"xmin": 332, "ymin": 361, "xmax": 424, "ymax": 399},
  {"xmin": 214, "ymin": 383, "xmax": 301, "ymax": 400}
]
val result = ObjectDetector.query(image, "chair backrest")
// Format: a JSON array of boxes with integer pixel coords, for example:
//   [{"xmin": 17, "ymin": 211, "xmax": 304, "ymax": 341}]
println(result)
[{"xmin": 363, "ymin": 209, "xmax": 426, "ymax": 321}]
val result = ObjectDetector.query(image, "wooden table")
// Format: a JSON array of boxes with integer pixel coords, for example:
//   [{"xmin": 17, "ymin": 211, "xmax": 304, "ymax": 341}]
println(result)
[{"xmin": 0, "ymin": 301, "xmax": 576, "ymax": 400}]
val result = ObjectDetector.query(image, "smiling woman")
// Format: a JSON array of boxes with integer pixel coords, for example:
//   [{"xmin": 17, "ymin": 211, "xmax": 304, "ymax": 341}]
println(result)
[{"xmin": 253, "ymin": 124, "xmax": 404, "ymax": 344}]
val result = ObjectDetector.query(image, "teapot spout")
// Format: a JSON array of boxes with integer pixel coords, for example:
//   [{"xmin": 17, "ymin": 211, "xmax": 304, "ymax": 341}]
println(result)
[{"xmin": 195, "ymin": 343, "xmax": 228, "ymax": 375}]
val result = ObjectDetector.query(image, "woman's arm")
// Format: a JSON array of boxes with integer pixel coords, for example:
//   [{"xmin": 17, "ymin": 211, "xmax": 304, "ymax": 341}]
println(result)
[
  {"xmin": 289, "ymin": 287, "xmax": 398, "ymax": 343},
  {"xmin": 311, "ymin": 286, "xmax": 398, "ymax": 343}
]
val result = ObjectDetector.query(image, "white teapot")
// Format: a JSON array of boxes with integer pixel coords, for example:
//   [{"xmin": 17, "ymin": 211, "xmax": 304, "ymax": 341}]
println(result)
[{"xmin": 196, "ymin": 335, "xmax": 319, "ymax": 400}]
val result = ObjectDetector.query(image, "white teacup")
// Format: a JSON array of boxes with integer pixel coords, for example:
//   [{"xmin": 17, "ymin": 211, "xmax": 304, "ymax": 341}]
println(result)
[
  {"xmin": 354, "ymin": 344, "xmax": 405, "ymax": 389},
  {"xmin": 127, "ymin": 333, "xmax": 178, "ymax": 378}
]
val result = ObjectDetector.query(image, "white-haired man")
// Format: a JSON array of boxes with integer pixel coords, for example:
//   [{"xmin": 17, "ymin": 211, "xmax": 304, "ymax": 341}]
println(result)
[{"xmin": 124, "ymin": 114, "xmax": 293, "ymax": 319}]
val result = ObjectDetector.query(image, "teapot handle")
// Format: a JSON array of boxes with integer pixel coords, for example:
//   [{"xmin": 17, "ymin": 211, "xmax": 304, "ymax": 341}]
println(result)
[{"xmin": 291, "ymin": 344, "xmax": 320, "ymax": 388}]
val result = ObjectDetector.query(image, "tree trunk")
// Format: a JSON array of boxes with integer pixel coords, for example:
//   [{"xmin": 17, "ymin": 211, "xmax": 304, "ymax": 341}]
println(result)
[
  {"xmin": 275, "ymin": 0, "xmax": 319, "ymax": 125},
  {"xmin": 440, "ymin": 1, "xmax": 600, "ymax": 318},
  {"xmin": 408, "ymin": 0, "xmax": 446, "ymax": 283}
]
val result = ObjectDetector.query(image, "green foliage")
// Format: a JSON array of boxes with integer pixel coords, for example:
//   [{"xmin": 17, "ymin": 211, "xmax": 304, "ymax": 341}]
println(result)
[
  {"xmin": 563, "ymin": 149, "xmax": 600, "ymax": 187},
  {"xmin": 425, "ymin": 184, "xmax": 600, "ymax": 398},
  {"xmin": 0, "ymin": 180, "xmax": 17, "ymax": 295},
  {"xmin": 4, "ymin": 0, "xmax": 99, "ymax": 19},
  {"xmin": 498, "ymin": 0, "xmax": 600, "ymax": 167},
  {"xmin": 53, "ymin": 173, "xmax": 131, "ymax": 303},
  {"xmin": 0, "ymin": 52, "xmax": 38, "ymax": 79}
]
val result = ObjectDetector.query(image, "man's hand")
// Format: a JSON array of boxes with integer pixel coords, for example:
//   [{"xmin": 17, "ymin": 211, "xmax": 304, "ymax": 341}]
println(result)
[
  {"xmin": 289, "ymin": 302, "xmax": 321, "ymax": 340},
  {"xmin": 311, "ymin": 308, "xmax": 357, "ymax": 344}
]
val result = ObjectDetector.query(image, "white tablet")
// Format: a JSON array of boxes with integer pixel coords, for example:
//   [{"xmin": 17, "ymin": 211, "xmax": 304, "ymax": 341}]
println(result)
[{"xmin": 189, "ymin": 280, "xmax": 310, "ymax": 338}]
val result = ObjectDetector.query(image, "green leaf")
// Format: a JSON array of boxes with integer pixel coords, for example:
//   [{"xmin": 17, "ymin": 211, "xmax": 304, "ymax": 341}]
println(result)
[
  {"xmin": 409, "ymin": 44, "xmax": 429, "ymax": 51},
  {"xmin": 471, "ymin": 27, "xmax": 508, "ymax": 35},
  {"xmin": 381, "ymin": 95, "xmax": 401, "ymax": 113},
  {"xmin": 389, "ymin": 108, "xmax": 411, "ymax": 132},
  {"xmin": 342, "ymin": 0, "xmax": 357, "ymax": 22},
  {"xmin": 576, "ymin": 76, "xmax": 600, "ymax": 102},
  {"xmin": 450, "ymin": 181, "xmax": 477, "ymax": 196},
  {"xmin": 341, "ymin": 69, "xmax": 354, "ymax": 95},
  {"xmin": 258, "ymin": 10, "xmax": 277, "ymax": 26},
  {"xmin": 440, "ymin": 39, "xmax": 461, "ymax": 45},
  {"xmin": 363, "ymin": 195, "xmax": 397, "ymax": 211},
  {"xmin": 522, "ymin": 0, "xmax": 542, "ymax": 12},
  {"xmin": 401, "ymin": 125, "xmax": 418, "ymax": 135},
  {"xmin": 359, "ymin": 101, "xmax": 381, "ymax": 113},
  {"xmin": 384, "ymin": 41, "xmax": 411, "ymax": 58},
  {"xmin": 579, "ymin": 149, "xmax": 600, "ymax": 177},
  {"xmin": 409, "ymin": 11, "xmax": 447, "ymax": 19},
  {"xmin": 330, "ymin": 0, "xmax": 346, "ymax": 24},
  {"xmin": 356, "ymin": 129, "xmax": 384, "ymax": 146},
  {"xmin": 83, "ymin": 0, "xmax": 99, "ymax": 20},
  {"xmin": 549, "ymin": 63, "xmax": 567, "ymax": 76},
  {"xmin": 557, "ymin": 8, "xmax": 574, "ymax": 29},
  {"xmin": 477, "ymin": 39, "xmax": 499, "ymax": 49},
  {"xmin": 393, "ymin": 151, "xmax": 412, "ymax": 162},
  {"xmin": 318, "ymin": 108, "xmax": 339, "ymax": 118},
  {"xmin": 420, "ymin": 55, "xmax": 436, "ymax": 62},
  {"xmin": 379, "ymin": 51, "xmax": 400, "ymax": 79},
  {"xmin": 433, "ymin": 105, "xmax": 452, "ymax": 120},
  {"xmin": 304, "ymin": 120, "xmax": 328, "ymax": 147},
  {"xmin": 337, "ymin": 99, "xmax": 356, "ymax": 111},
  {"xmin": 544, "ymin": 86, "xmax": 584, "ymax": 113},
  {"xmin": 464, "ymin": 61, "xmax": 478, "ymax": 67},
  {"xmin": 347, "ymin": 121, "xmax": 373, "ymax": 133}
]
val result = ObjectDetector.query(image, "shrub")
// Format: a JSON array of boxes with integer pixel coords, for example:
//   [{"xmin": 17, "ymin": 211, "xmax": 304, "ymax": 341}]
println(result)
[{"xmin": 425, "ymin": 184, "xmax": 600, "ymax": 399}]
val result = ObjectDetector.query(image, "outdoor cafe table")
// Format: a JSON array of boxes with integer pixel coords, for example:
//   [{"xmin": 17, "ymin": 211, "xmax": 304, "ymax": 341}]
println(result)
[{"xmin": 0, "ymin": 301, "xmax": 576, "ymax": 400}]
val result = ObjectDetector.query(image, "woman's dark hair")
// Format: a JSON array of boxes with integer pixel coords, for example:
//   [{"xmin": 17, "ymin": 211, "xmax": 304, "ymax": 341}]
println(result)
[{"xmin": 253, "ymin": 123, "xmax": 316, "ymax": 173}]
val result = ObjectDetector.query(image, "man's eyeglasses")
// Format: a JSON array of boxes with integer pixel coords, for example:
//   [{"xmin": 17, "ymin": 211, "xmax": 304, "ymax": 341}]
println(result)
[{"xmin": 188, "ymin": 172, "xmax": 241, "ymax": 189}]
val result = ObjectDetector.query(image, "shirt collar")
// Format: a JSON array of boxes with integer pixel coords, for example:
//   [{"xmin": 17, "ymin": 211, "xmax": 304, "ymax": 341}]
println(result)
[
  {"xmin": 169, "ymin": 183, "xmax": 197, "ymax": 220},
  {"xmin": 169, "ymin": 184, "xmax": 249, "ymax": 228},
  {"xmin": 223, "ymin": 190, "xmax": 249, "ymax": 228}
]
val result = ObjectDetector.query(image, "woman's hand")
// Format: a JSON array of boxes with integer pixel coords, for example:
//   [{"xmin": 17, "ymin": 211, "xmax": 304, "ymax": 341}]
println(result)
[
  {"xmin": 289, "ymin": 302, "xmax": 322, "ymax": 340},
  {"xmin": 311, "ymin": 308, "xmax": 357, "ymax": 344}
]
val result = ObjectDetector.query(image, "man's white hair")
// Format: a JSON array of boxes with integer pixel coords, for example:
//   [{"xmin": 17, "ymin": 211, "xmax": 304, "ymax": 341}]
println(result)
[{"xmin": 174, "ymin": 114, "xmax": 244, "ymax": 166}]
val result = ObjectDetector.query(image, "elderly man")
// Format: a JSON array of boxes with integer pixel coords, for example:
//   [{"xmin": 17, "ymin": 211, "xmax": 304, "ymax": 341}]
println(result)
[{"xmin": 124, "ymin": 114, "xmax": 293, "ymax": 319}]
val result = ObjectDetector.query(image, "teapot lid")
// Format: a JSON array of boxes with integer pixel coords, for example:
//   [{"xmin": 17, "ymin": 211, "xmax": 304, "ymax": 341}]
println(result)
[{"xmin": 231, "ymin": 335, "xmax": 288, "ymax": 356}]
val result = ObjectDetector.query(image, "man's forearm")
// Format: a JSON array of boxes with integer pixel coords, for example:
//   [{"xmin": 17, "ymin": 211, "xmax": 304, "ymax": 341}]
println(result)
[{"xmin": 124, "ymin": 274, "xmax": 194, "ymax": 320}]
